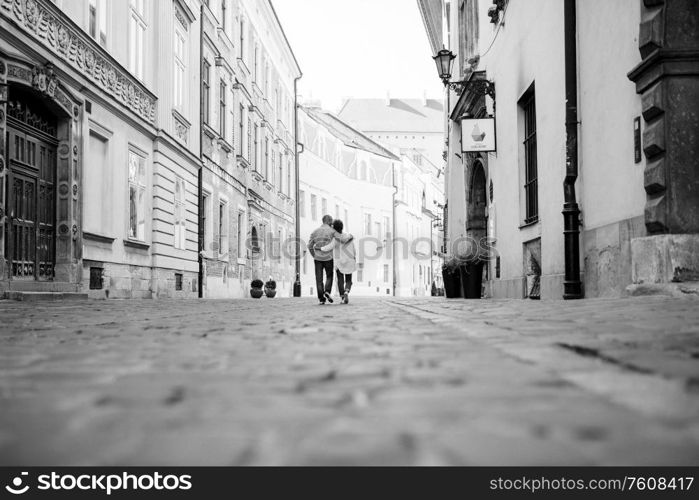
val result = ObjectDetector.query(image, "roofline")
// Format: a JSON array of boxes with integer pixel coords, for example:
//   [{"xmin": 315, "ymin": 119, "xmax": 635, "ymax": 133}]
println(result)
[
  {"xmin": 301, "ymin": 106, "xmax": 401, "ymax": 161},
  {"xmin": 268, "ymin": 0, "xmax": 302, "ymax": 77}
]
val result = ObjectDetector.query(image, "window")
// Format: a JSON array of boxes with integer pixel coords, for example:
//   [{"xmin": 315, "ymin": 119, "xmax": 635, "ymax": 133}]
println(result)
[
  {"xmin": 278, "ymin": 152, "xmax": 283, "ymax": 193},
  {"xmin": 375, "ymin": 222, "xmax": 381, "ymax": 239},
  {"xmin": 174, "ymin": 19, "xmax": 187, "ymax": 111},
  {"xmin": 202, "ymin": 61, "xmax": 210, "ymax": 125},
  {"xmin": 129, "ymin": 0, "xmax": 146, "ymax": 80},
  {"xmin": 310, "ymin": 194, "xmax": 317, "ymax": 221},
  {"xmin": 364, "ymin": 213, "xmax": 372, "ymax": 235},
  {"xmin": 299, "ymin": 190, "xmax": 306, "ymax": 217},
  {"xmin": 271, "ymin": 147, "xmax": 276, "ymax": 185},
  {"xmin": 238, "ymin": 104, "xmax": 244, "ymax": 153},
  {"xmin": 383, "ymin": 216, "xmax": 390, "ymax": 240},
  {"xmin": 357, "ymin": 263, "xmax": 364, "ymax": 282},
  {"xmin": 218, "ymin": 201, "xmax": 228, "ymax": 256},
  {"xmin": 202, "ymin": 193, "xmax": 209, "ymax": 249},
  {"xmin": 521, "ymin": 86, "xmax": 538, "ymax": 224},
  {"xmin": 264, "ymin": 137, "xmax": 269, "ymax": 179},
  {"xmin": 128, "ymin": 150, "xmax": 146, "ymax": 241},
  {"xmin": 247, "ymin": 117, "xmax": 252, "ymax": 159},
  {"xmin": 219, "ymin": 79, "xmax": 226, "ymax": 137},
  {"xmin": 384, "ymin": 264, "xmax": 389, "ymax": 283},
  {"xmin": 221, "ymin": 0, "xmax": 227, "ymax": 32},
  {"xmin": 237, "ymin": 211, "xmax": 245, "ymax": 259},
  {"xmin": 239, "ymin": 17, "xmax": 245, "ymax": 59},
  {"xmin": 85, "ymin": 130, "xmax": 110, "ymax": 234},
  {"xmin": 89, "ymin": 0, "xmax": 108, "ymax": 47},
  {"xmin": 321, "ymin": 198, "xmax": 327, "ymax": 216},
  {"xmin": 174, "ymin": 178, "xmax": 186, "ymax": 250},
  {"xmin": 253, "ymin": 124, "xmax": 259, "ymax": 170},
  {"xmin": 287, "ymin": 158, "xmax": 292, "ymax": 196},
  {"xmin": 254, "ymin": 44, "xmax": 259, "ymax": 81},
  {"xmin": 335, "ymin": 204, "xmax": 340, "ymax": 220},
  {"xmin": 175, "ymin": 273, "xmax": 183, "ymax": 291},
  {"xmin": 344, "ymin": 209, "xmax": 349, "ymax": 228}
]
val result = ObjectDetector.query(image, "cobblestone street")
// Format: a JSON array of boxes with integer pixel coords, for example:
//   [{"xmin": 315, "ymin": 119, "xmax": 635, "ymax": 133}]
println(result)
[{"xmin": 1, "ymin": 295, "xmax": 698, "ymax": 466}]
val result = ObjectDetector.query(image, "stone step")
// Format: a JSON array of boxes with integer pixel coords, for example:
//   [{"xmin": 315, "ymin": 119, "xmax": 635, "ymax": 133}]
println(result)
[{"xmin": 3, "ymin": 291, "xmax": 89, "ymax": 302}]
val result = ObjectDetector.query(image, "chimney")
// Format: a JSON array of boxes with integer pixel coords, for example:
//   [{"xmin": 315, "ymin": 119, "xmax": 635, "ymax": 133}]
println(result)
[{"xmin": 385, "ymin": 90, "xmax": 391, "ymax": 106}]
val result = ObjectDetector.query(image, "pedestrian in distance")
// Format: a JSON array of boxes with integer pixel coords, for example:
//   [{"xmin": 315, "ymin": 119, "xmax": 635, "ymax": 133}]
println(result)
[
  {"xmin": 308, "ymin": 215, "xmax": 354, "ymax": 305},
  {"xmin": 319, "ymin": 219, "xmax": 356, "ymax": 304}
]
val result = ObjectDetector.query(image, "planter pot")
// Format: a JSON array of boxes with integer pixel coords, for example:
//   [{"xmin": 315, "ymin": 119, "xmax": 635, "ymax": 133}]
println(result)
[
  {"xmin": 442, "ymin": 268, "xmax": 462, "ymax": 298},
  {"xmin": 250, "ymin": 288, "xmax": 264, "ymax": 299},
  {"xmin": 264, "ymin": 288, "xmax": 277, "ymax": 298},
  {"xmin": 460, "ymin": 261, "xmax": 484, "ymax": 299}
]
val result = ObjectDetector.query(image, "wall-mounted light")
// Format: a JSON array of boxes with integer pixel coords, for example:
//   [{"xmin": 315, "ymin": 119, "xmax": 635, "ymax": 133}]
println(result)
[{"xmin": 432, "ymin": 49, "xmax": 495, "ymax": 101}]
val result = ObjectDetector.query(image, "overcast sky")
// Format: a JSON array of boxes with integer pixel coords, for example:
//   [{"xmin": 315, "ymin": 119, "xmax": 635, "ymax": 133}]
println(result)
[{"xmin": 273, "ymin": 0, "xmax": 444, "ymax": 112}]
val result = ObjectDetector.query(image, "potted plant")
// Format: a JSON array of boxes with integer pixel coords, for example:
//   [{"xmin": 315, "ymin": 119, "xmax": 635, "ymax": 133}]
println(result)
[
  {"xmin": 442, "ymin": 257, "xmax": 462, "ymax": 299},
  {"xmin": 250, "ymin": 279, "xmax": 264, "ymax": 299},
  {"xmin": 264, "ymin": 278, "xmax": 277, "ymax": 298}
]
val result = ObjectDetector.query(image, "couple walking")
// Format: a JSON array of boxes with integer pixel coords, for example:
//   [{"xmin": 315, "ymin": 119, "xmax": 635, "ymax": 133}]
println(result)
[{"xmin": 308, "ymin": 215, "xmax": 356, "ymax": 305}]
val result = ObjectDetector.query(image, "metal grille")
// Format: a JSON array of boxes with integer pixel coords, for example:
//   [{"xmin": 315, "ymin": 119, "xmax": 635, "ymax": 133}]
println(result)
[
  {"xmin": 89, "ymin": 267, "xmax": 103, "ymax": 290},
  {"xmin": 522, "ymin": 91, "xmax": 538, "ymax": 224}
]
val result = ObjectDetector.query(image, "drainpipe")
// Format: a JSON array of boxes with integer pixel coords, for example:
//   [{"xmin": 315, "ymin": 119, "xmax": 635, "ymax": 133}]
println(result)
[
  {"xmin": 562, "ymin": 0, "xmax": 583, "ymax": 299},
  {"xmin": 293, "ymin": 74, "xmax": 303, "ymax": 297},
  {"xmin": 197, "ymin": 4, "xmax": 204, "ymax": 298},
  {"xmin": 392, "ymin": 162, "xmax": 398, "ymax": 297}
]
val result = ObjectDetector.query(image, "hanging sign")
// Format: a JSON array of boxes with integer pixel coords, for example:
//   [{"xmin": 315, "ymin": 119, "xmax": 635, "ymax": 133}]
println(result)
[{"xmin": 461, "ymin": 118, "xmax": 496, "ymax": 152}]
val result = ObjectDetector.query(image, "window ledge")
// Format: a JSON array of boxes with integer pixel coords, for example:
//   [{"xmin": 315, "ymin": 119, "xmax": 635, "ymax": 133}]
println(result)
[
  {"xmin": 237, "ymin": 258, "xmax": 247, "ymax": 265},
  {"xmin": 124, "ymin": 239, "xmax": 150, "ymax": 250},
  {"xmin": 83, "ymin": 232, "xmax": 116, "ymax": 244},
  {"xmin": 519, "ymin": 218, "xmax": 540, "ymax": 230}
]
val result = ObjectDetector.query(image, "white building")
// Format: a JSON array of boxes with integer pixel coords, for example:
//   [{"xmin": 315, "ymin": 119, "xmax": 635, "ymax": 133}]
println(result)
[
  {"xmin": 199, "ymin": 0, "xmax": 301, "ymax": 298},
  {"xmin": 298, "ymin": 106, "xmax": 396, "ymax": 298},
  {"xmin": 418, "ymin": 0, "xmax": 699, "ymax": 299},
  {"xmin": 337, "ymin": 97, "xmax": 446, "ymax": 296}
]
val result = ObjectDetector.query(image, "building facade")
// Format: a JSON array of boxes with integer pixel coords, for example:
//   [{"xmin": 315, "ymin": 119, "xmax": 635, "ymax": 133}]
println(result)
[
  {"xmin": 1, "ymin": 0, "xmax": 201, "ymax": 299},
  {"xmin": 298, "ymin": 106, "xmax": 396, "ymax": 297},
  {"xmin": 418, "ymin": 0, "xmax": 699, "ymax": 299},
  {"xmin": 199, "ymin": 0, "xmax": 300, "ymax": 298},
  {"xmin": 0, "ymin": 0, "xmax": 300, "ymax": 300},
  {"xmin": 337, "ymin": 97, "xmax": 446, "ymax": 296}
]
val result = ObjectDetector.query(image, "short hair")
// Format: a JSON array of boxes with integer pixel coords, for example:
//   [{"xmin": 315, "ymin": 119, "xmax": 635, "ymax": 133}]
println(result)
[
  {"xmin": 322, "ymin": 215, "xmax": 333, "ymax": 225},
  {"xmin": 332, "ymin": 220, "xmax": 344, "ymax": 233}
]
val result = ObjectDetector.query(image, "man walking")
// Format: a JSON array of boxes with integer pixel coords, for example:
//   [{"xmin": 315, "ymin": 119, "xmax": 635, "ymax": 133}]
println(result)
[{"xmin": 308, "ymin": 215, "xmax": 353, "ymax": 305}]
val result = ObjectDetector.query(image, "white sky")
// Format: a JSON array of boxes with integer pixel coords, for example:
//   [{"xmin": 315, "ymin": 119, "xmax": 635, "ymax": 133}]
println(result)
[{"xmin": 273, "ymin": 0, "xmax": 444, "ymax": 113}]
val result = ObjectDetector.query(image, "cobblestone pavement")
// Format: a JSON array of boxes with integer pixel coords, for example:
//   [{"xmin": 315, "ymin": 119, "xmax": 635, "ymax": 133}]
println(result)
[{"xmin": 0, "ymin": 295, "xmax": 698, "ymax": 466}]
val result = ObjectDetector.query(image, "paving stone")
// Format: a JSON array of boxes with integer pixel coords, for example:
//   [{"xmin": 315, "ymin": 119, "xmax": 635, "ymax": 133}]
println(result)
[{"xmin": 0, "ymin": 296, "xmax": 698, "ymax": 465}]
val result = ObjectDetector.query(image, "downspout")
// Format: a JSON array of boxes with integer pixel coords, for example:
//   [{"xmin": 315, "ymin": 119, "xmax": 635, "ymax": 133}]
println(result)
[
  {"xmin": 562, "ymin": 0, "xmax": 583, "ymax": 299},
  {"xmin": 197, "ymin": 4, "xmax": 204, "ymax": 298},
  {"xmin": 392, "ymin": 162, "xmax": 397, "ymax": 296},
  {"xmin": 293, "ymin": 74, "xmax": 303, "ymax": 297}
]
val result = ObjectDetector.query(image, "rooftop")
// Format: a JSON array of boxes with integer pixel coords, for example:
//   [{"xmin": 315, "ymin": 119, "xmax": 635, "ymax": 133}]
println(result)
[
  {"xmin": 303, "ymin": 107, "xmax": 400, "ymax": 161},
  {"xmin": 337, "ymin": 98, "xmax": 444, "ymax": 133}
]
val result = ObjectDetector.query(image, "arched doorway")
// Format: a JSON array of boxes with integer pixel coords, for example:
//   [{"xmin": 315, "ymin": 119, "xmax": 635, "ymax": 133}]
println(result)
[
  {"xmin": 467, "ymin": 160, "xmax": 487, "ymax": 237},
  {"xmin": 5, "ymin": 86, "xmax": 59, "ymax": 281},
  {"xmin": 1, "ymin": 59, "xmax": 83, "ymax": 288}
]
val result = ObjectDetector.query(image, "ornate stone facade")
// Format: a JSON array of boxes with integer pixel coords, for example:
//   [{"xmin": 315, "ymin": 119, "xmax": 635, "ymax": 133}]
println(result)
[{"xmin": 0, "ymin": 0, "xmax": 157, "ymax": 125}]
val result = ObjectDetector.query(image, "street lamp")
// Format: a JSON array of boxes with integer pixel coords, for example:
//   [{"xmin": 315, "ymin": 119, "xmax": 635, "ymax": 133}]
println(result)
[
  {"xmin": 432, "ymin": 48, "xmax": 495, "ymax": 100},
  {"xmin": 429, "ymin": 218, "xmax": 443, "ymax": 295}
]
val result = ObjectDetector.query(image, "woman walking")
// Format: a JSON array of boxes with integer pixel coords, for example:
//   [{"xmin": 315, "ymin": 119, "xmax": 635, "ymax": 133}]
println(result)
[{"xmin": 320, "ymin": 220, "xmax": 356, "ymax": 304}]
